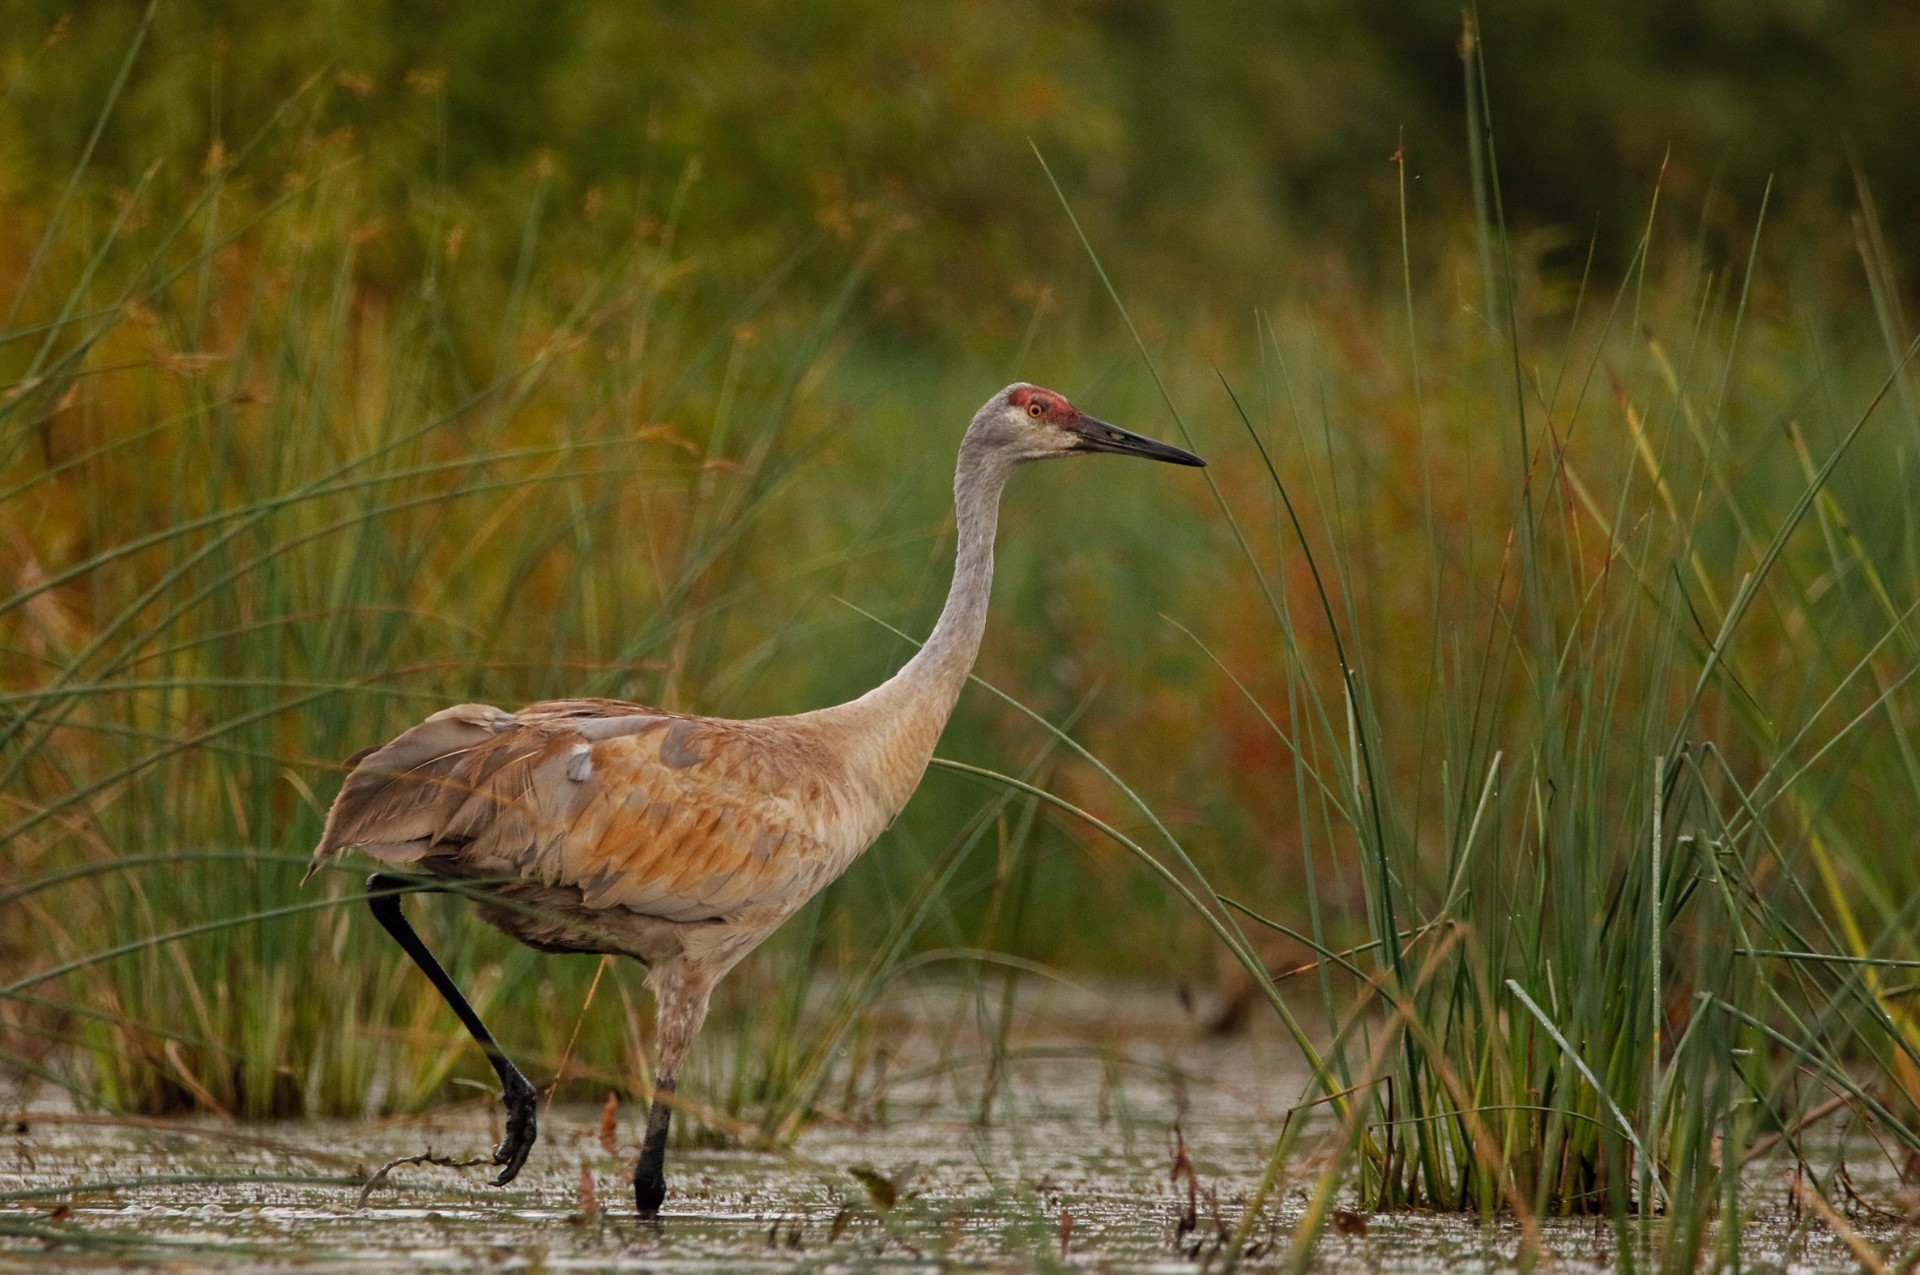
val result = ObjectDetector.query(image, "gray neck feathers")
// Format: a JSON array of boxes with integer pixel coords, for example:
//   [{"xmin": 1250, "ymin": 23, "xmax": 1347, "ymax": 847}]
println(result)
[
  {"xmin": 827, "ymin": 429, "xmax": 1013, "ymax": 744},
  {"xmin": 810, "ymin": 424, "xmax": 1018, "ymax": 821},
  {"xmin": 901, "ymin": 436, "xmax": 1013, "ymax": 699}
]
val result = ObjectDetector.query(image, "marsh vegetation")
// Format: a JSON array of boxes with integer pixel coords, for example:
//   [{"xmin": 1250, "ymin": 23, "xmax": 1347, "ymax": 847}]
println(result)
[{"xmin": 10, "ymin": 3, "xmax": 1920, "ymax": 1267}]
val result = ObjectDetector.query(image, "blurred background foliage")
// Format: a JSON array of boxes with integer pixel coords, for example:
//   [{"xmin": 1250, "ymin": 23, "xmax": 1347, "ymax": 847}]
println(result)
[{"xmin": 4, "ymin": 0, "xmax": 1916, "ymax": 331}]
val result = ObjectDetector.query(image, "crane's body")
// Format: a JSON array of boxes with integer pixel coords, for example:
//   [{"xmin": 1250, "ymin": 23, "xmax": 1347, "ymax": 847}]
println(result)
[
  {"xmin": 322, "ymin": 697, "xmax": 932, "ymax": 965},
  {"xmin": 305, "ymin": 383, "xmax": 1203, "ymax": 1218}
]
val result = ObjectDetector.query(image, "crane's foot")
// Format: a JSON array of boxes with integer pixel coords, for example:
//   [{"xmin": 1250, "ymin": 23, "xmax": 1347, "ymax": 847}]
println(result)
[
  {"xmin": 633, "ymin": 1079, "xmax": 674, "ymax": 1220},
  {"xmin": 490, "ymin": 1072, "xmax": 539, "ymax": 1187}
]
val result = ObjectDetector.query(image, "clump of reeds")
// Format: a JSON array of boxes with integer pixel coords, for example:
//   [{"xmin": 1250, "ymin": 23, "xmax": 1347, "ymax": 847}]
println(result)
[
  {"xmin": 0, "ymin": 53, "xmax": 936, "ymax": 1124},
  {"xmin": 1006, "ymin": 30, "xmax": 1920, "ymax": 1268}
]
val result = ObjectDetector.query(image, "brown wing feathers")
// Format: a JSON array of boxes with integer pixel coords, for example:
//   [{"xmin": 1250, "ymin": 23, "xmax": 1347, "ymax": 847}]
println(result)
[
  {"xmin": 305, "ymin": 701, "xmax": 681, "ymax": 884},
  {"xmin": 305, "ymin": 703, "xmax": 523, "ymax": 881},
  {"xmin": 307, "ymin": 698, "xmax": 854, "ymax": 934}
]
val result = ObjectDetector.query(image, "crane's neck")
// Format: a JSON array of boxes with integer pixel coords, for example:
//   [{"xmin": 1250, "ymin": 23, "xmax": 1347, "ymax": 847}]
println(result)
[
  {"xmin": 900, "ymin": 437, "xmax": 1013, "ymax": 701},
  {"xmin": 814, "ymin": 436, "xmax": 1015, "ymax": 821}
]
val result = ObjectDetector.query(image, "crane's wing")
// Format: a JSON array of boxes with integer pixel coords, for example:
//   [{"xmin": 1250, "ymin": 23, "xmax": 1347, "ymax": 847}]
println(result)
[{"xmin": 307, "ymin": 698, "xmax": 861, "ymax": 924}]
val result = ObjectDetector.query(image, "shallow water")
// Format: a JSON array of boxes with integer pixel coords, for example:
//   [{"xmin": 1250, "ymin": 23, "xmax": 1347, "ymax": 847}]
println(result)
[{"xmin": 1, "ymin": 983, "xmax": 1909, "ymax": 1270}]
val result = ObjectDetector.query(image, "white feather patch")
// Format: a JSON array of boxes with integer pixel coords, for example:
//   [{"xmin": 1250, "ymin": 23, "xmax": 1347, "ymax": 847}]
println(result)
[{"xmin": 566, "ymin": 743, "xmax": 594, "ymax": 782}]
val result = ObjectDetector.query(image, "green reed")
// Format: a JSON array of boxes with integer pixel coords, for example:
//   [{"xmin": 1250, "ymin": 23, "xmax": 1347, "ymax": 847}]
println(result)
[
  {"xmin": 0, "ymin": 84, "xmax": 952, "ymax": 1128},
  {"xmin": 1080, "ymin": 28, "xmax": 1920, "ymax": 1267}
]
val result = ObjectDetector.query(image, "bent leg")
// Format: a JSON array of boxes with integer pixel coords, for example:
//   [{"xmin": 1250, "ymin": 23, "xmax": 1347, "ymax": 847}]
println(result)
[{"xmin": 366, "ymin": 872, "xmax": 538, "ymax": 1186}]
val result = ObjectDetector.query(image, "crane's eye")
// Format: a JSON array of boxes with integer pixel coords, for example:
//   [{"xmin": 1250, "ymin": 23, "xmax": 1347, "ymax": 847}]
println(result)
[{"xmin": 1027, "ymin": 402, "xmax": 1044, "ymax": 418}]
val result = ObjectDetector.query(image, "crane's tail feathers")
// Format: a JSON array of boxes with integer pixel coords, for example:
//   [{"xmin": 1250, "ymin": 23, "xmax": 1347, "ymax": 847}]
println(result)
[
  {"xmin": 302, "ymin": 839, "xmax": 433, "ymax": 885},
  {"xmin": 302, "ymin": 703, "xmax": 514, "ymax": 887},
  {"xmin": 300, "ymin": 744, "xmax": 391, "ymax": 885}
]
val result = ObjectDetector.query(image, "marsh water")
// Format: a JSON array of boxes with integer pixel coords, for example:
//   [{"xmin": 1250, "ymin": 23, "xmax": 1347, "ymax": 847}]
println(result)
[{"xmin": 1, "ymin": 984, "xmax": 1904, "ymax": 1270}]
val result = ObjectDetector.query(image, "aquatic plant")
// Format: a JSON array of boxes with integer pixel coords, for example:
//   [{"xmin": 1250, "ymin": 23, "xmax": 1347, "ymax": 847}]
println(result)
[{"xmin": 1076, "ymin": 29, "xmax": 1920, "ymax": 1267}]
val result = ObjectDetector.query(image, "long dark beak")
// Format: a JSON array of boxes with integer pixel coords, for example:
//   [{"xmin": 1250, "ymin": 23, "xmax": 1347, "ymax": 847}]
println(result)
[{"xmin": 1068, "ymin": 413, "xmax": 1206, "ymax": 466}]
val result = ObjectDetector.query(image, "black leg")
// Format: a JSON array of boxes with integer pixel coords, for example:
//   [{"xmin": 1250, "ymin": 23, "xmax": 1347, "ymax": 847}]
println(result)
[
  {"xmin": 366, "ymin": 873, "xmax": 538, "ymax": 1187},
  {"xmin": 634, "ymin": 1078, "xmax": 674, "ymax": 1219}
]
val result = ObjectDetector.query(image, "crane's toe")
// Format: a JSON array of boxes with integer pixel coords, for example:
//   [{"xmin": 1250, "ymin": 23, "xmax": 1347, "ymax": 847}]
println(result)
[{"xmin": 490, "ymin": 1074, "xmax": 539, "ymax": 1186}]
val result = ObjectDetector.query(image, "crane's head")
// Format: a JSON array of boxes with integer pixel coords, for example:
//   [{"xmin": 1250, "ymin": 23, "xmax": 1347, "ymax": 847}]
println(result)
[{"xmin": 968, "ymin": 383, "xmax": 1205, "ymax": 468}]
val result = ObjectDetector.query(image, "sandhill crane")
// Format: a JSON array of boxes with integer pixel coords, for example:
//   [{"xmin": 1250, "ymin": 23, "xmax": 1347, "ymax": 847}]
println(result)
[{"xmin": 304, "ymin": 383, "xmax": 1204, "ymax": 1218}]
